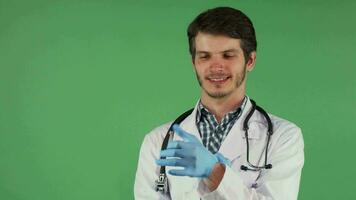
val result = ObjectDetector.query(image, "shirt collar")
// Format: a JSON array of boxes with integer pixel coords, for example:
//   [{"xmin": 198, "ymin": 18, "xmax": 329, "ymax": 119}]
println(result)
[{"xmin": 196, "ymin": 96, "xmax": 247, "ymax": 124}]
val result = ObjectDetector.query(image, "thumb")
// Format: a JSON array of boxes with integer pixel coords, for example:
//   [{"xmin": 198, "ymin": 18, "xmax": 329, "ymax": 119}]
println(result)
[{"xmin": 172, "ymin": 124, "xmax": 199, "ymax": 143}]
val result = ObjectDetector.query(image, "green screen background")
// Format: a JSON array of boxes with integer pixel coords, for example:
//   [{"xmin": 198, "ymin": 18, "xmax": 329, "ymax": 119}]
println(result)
[{"xmin": 1, "ymin": 0, "xmax": 355, "ymax": 199}]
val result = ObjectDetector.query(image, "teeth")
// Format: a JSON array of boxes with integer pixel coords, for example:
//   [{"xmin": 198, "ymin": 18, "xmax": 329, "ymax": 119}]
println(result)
[{"xmin": 210, "ymin": 77, "xmax": 228, "ymax": 81}]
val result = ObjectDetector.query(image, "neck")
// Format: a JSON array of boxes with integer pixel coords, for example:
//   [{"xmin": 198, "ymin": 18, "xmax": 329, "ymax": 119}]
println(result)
[{"xmin": 200, "ymin": 87, "xmax": 246, "ymax": 123}]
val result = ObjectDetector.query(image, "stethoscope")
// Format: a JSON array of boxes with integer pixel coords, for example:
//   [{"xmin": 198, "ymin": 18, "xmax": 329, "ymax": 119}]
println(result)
[{"xmin": 155, "ymin": 99, "xmax": 273, "ymax": 194}]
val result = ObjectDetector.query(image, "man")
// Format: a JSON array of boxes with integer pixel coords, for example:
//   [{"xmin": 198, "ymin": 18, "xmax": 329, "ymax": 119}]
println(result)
[{"xmin": 134, "ymin": 7, "xmax": 304, "ymax": 199}]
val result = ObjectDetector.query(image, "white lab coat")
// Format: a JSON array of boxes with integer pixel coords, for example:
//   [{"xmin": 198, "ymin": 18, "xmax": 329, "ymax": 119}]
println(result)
[{"xmin": 134, "ymin": 97, "xmax": 304, "ymax": 199}]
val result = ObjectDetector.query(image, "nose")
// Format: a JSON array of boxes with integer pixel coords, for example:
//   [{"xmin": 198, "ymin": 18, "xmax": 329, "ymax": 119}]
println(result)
[{"xmin": 209, "ymin": 55, "xmax": 224, "ymax": 72}]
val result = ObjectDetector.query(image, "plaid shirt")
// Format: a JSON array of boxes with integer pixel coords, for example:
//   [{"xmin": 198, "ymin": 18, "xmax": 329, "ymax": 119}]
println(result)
[{"xmin": 196, "ymin": 97, "xmax": 247, "ymax": 154}]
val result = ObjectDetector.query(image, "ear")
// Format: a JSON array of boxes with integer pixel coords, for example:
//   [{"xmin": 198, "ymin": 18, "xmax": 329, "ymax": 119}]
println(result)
[{"xmin": 246, "ymin": 51, "xmax": 256, "ymax": 72}]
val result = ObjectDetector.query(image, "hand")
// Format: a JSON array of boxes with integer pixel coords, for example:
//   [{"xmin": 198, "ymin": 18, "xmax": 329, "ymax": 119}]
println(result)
[
  {"xmin": 215, "ymin": 152, "xmax": 232, "ymax": 167},
  {"xmin": 156, "ymin": 124, "xmax": 218, "ymax": 178}
]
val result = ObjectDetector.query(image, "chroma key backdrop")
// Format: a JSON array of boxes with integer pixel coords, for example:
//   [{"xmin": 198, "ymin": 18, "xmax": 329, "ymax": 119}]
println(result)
[{"xmin": 1, "ymin": 0, "xmax": 355, "ymax": 199}]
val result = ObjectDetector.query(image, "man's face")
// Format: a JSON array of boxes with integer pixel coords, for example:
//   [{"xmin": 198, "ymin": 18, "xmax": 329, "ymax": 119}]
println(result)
[{"xmin": 193, "ymin": 32, "xmax": 255, "ymax": 99}]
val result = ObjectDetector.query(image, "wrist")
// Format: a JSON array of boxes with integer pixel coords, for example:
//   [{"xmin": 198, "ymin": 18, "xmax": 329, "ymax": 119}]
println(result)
[{"xmin": 203, "ymin": 163, "xmax": 225, "ymax": 191}]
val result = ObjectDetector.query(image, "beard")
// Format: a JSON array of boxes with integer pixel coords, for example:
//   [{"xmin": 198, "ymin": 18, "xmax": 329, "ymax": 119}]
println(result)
[{"xmin": 195, "ymin": 66, "xmax": 247, "ymax": 99}]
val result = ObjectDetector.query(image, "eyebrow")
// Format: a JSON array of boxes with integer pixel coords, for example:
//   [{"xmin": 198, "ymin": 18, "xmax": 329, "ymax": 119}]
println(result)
[
  {"xmin": 222, "ymin": 49, "xmax": 240, "ymax": 53},
  {"xmin": 196, "ymin": 48, "xmax": 240, "ymax": 54}
]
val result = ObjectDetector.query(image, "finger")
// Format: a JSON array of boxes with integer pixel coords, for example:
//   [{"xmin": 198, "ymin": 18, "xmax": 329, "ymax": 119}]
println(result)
[
  {"xmin": 169, "ymin": 169, "xmax": 206, "ymax": 177},
  {"xmin": 156, "ymin": 158, "xmax": 190, "ymax": 167},
  {"xmin": 160, "ymin": 149, "xmax": 185, "ymax": 158},
  {"xmin": 166, "ymin": 141, "xmax": 192, "ymax": 149},
  {"xmin": 160, "ymin": 148, "xmax": 194, "ymax": 159},
  {"xmin": 168, "ymin": 169, "xmax": 190, "ymax": 177},
  {"xmin": 172, "ymin": 124, "xmax": 198, "ymax": 143}
]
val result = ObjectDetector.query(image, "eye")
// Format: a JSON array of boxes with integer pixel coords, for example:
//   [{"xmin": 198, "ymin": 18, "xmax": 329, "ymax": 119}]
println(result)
[
  {"xmin": 198, "ymin": 54, "xmax": 210, "ymax": 60},
  {"xmin": 223, "ymin": 52, "xmax": 236, "ymax": 59}
]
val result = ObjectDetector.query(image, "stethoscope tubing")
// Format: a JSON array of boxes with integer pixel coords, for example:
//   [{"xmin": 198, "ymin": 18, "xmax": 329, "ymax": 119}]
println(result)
[{"xmin": 156, "ymin": 99, "xmax": 273, "ymax": 193}]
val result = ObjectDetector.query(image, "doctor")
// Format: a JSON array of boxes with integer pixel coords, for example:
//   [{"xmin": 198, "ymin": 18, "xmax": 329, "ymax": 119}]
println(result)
[{"xmin": 134, "ymin": 7, "xmax": 304, "ymax": 199}]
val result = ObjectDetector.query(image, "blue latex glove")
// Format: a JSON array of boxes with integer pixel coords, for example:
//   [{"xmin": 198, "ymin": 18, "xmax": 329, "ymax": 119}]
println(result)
[
  {"xmin": 156, "ymin": 124, "xmax": 219, "ymax": 178},
  {"xmin": 215, "ymin": 152, "xmax": 232, "ymax": 167}
]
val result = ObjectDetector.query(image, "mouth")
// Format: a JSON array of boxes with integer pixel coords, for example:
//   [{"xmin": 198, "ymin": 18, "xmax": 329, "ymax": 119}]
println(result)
[{"xmin": 206, "ymin": 76, "xmax": 231, "ymax": 84}]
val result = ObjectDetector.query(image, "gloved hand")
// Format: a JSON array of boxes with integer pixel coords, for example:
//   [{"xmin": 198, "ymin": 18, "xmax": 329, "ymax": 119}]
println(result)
[
  {"xmin": 215, "ymin": 152, "xmax": 232, "ymax": 167},
  {"xmin": 156, "ymin": 124, "xmax": 219, "ymax": 178}
]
